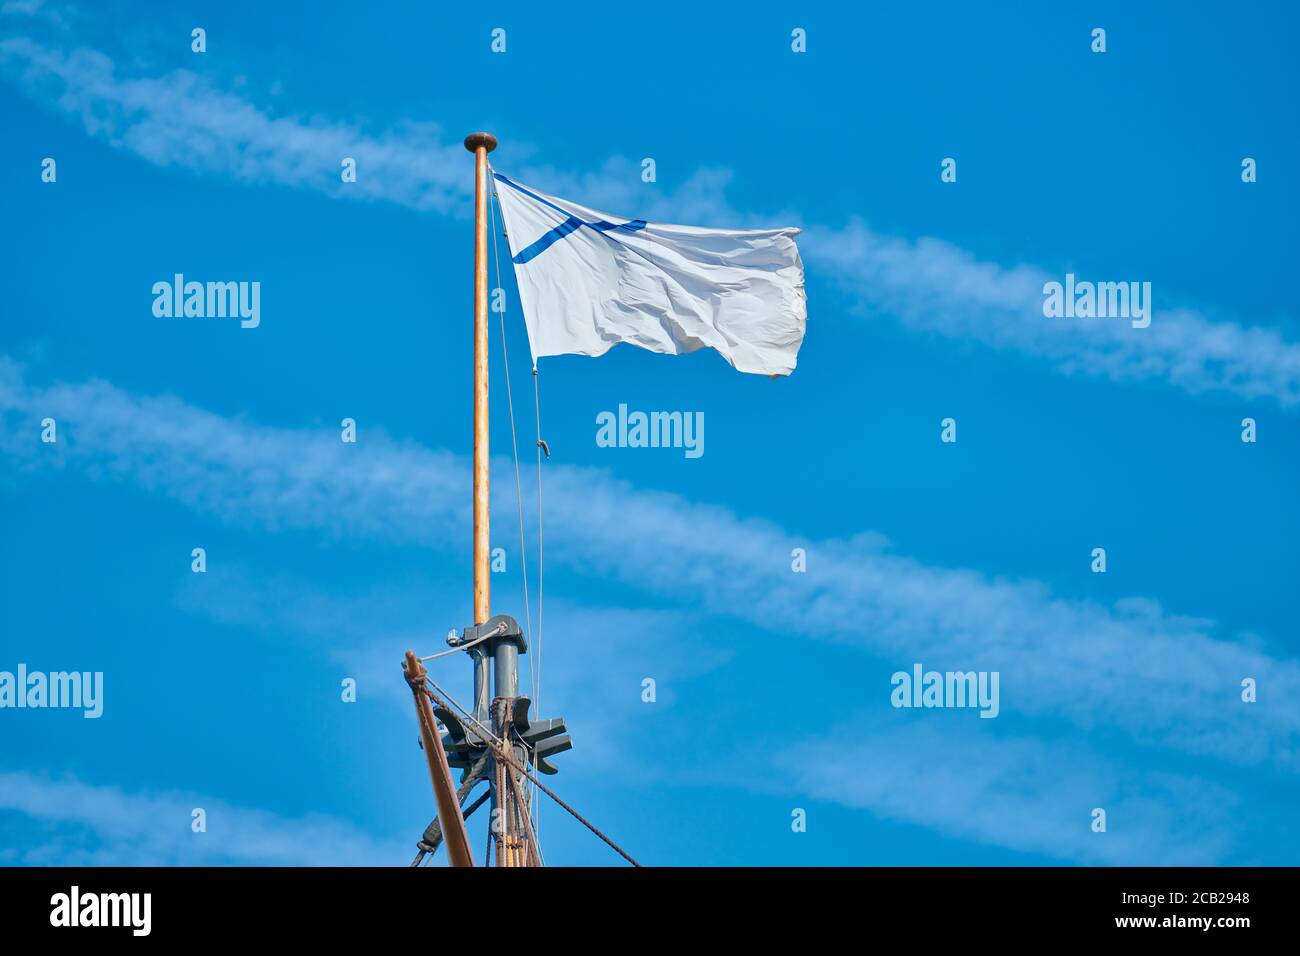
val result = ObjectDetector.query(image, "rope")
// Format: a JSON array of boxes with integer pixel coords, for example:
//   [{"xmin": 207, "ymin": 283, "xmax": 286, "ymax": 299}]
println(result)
[
  {"xmin": 510, "ymin": 724, "xmax": 546, "ymax": 866},
  {"xmin": 508, "ymin": 740, "xmax": 638, "ymax": 867},
  {"xmin": 532, "ymin": 365, "xmax": 545, "ymax": 720},
  {"xmin": 425, "ymin": 675, "xmax": 505, "ymax": 749},
  {"xmin": 489, "ymin": 172, "xmax": 548, "ymax": 833},
  {"xmin": 531, "ymin": 359, "xmax": 546, "ymax": 837},
  {"xmin": 487, "ymin": 178, "xmax": 537, "ymax": 711},
  {"xmin": 505, "ymin": 759, "xmax": 543, "ymax": 867},
  {"xmin": 484, "ymin": 167, "xmax": 550, "ymax": 847},
  {"xmin": 422, "ymin": 678, "xmax": 639, "ymax": 867},
  {"xmin": 488, "ymin": 179, "xmax": 542, "ymax": 829},
  {"xmin": 417, "ymin": 623, "xmax": 500, "ymax": 662}
]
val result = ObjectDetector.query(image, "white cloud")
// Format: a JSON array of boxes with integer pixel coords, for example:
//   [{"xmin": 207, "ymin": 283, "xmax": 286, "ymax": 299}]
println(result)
[
  {"xmin": 4, "ymin": 13, "xmax": 1299, "ymax": 862},
  {"xmin": 803, "ymin": 221, "xmax": 1300, "ymax": 406},
  {"xmin": 3, "ymin": 357, "xmax": 1296, "ymax": 782},
  {"xmin": 5, "ymin": 359, "xmax": 1299, "ymax": 861},
  {"xmin": 2, "ymin": 0, "xmax": 47, "ymax": 15},
  {"xmin": 0, "ymin": 31, "xmax": 738, "ymax": 223},
  {"xmin": 0, "ymin": 34, "xmax": 470, "ymax": 213},
  {"xmin": 169, "ymin": 565, "xmax": 729, "ymax": 776},
  {"xmin": 4, "ymin": 27, "xmax": 1299, "ymax": 406},
  {"xmin": 767, "ymin": 717, "xmax": 1256, "ymax": 865},
  {"xmin": 0, "ymin": 770, "xmax": 406, "ymax": 865}
]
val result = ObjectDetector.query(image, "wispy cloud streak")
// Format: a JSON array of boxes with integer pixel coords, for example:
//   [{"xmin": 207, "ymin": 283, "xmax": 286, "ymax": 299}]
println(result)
[
  {"xmin": 0, "ymin": 770, "xmax": 405, "ymax": 865},
  {"xmin": 3, "ymin": 358, "xmax": 1296, "ymax": 782},
  {"xmin": 803, "ymin": 222, "xmax": 1300, "ymax": 406},
  {"xmin": 767, "ymin": 717, "xmax": 1263, "ymax": 865},
  {"xmin": 4, "ymin": 9, "xmax": 1300, "ymax": 863},
  {"xmin": 0, "ymin": 34, "xmax": 470, "ymax": 213},
  {"xmin": 4, "ymin": 25, "xmax": 1299, "ymax": 405}
]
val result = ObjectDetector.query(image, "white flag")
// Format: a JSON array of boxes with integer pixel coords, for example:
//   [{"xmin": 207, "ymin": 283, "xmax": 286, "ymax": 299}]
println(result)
[{"xmin": 492, "ymin": 172, "xmax": 807, "ymax": 376}]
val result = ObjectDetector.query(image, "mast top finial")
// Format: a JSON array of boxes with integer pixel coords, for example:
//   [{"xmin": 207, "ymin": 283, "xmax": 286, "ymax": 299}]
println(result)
[{"xmin": 464, "ymin": 131, "xmax": 498, "ymax": 153}]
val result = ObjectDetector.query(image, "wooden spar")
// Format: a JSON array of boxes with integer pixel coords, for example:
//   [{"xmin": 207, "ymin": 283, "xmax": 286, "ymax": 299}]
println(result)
[
  {"xmin": 466, "ymin": 131, "xmax": 497, "ymax": 626},
  {"xmin": 404, "ymin": 650, "xmax": 474, "ymax": 867}
]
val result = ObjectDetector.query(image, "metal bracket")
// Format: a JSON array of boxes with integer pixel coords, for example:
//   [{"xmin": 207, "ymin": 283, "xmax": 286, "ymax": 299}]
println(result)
[
  {"xmin": 436, "ymin": 612, "xmax": 572, "ymax": 776},
  {"xmin": 450, "ymin": 613, "xmax": 527, "ymax": 655}
]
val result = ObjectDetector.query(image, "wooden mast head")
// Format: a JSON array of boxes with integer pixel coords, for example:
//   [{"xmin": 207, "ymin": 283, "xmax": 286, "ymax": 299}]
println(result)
[{"xmin": 464, "ymin": 131, "xmax": 498, "ymax": 153}]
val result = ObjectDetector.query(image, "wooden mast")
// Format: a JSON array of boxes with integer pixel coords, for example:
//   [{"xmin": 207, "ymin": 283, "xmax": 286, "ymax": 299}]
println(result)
[{"xmin": 466, "ymin": 131, "xmax": 497, "ymax": 626}]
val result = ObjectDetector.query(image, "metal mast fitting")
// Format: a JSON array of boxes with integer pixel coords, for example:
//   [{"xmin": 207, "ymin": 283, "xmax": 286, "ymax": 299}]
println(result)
[
  {"xmin": 439, "ymin": 615, "xmax": 571, "ymax": 866},
  {"xmin": 442, "ymin": 616, "xmax": 572, "ymax": 773}
]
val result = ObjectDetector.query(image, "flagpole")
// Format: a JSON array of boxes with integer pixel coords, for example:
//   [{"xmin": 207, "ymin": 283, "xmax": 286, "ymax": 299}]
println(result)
[
  {"xmin": 467, "ymin": 130, "xmax": 530, "ymax": 867},
  {"xmin": 466, "ymin": 131, "xmax": 497, "ymax": 626}
]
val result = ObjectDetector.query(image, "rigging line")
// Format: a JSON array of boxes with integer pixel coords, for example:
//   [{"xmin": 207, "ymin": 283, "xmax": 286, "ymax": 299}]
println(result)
[
  {"xmin": 417, "ymin": 623, "xmax": 500, "ymax": 662},
  {"xmin": 424, "ymin": 676, "xmax": 506, "ymax": 750},
  {"xmin": 423, "ymin": 679, "xmax": 639, "ymax": 867},
  {"xmin": 533, "ymin": 366, "xmax": 544, "ymax": 714},
  {"xmin": 505, "ymin": 760, "xmax": 543, "ymax": 867},
  {"xmin": 487, "ymin": 177, "xmax": 537, "ymax": 714},
  {"xmin": 510, "ymin": 739, "xmax": 637, "ymax": 867},
  {"xmin": 489, "ymin": 182, "xmax": 542, "ymax": 829},
  {"xmin": 532, "ymin": 360, "xmax": 546, "ymax": 835},
  {"xmin": 509, "ymin": 725, "xmax": 546, "ymax": 866},
  {"xmin": 490, "ymin": 173, "xmax": 543, "ymax": 829}
]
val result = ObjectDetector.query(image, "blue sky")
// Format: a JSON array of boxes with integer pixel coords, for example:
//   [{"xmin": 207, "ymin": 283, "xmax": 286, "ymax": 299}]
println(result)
[{"xmin": 1, "ymin": 0, "xmax": 1298, "ymax": 866}]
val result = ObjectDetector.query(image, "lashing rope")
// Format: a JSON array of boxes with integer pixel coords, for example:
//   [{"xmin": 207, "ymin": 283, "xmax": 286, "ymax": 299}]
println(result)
[{"xmin": 423, "ymin": 677, "xmax": 638, "ymax": 867}]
